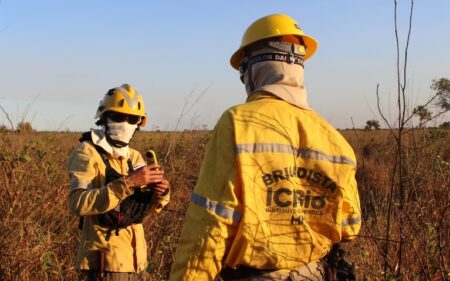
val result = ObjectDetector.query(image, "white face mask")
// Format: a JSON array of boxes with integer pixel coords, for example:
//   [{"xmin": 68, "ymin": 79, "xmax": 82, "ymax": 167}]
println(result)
[{"xmin": 106, "ymin": 118, "xmax": 138, "ymax": 146}]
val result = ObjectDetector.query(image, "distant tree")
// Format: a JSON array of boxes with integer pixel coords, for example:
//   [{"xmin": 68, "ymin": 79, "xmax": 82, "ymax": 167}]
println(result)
[
  {"xmin": 439, "ymin": 121, "xmax": 450, "ymax": 129},
  {"xmin": 404, "ymin": 78, "xmax": 450, "ymax": 129},
  {"xmin": 413, "ymin": 105, "xmax": 432, "ymax": 123},
  {"xmin": 0, "ymin": 124, "xmax": 10, "ymax": 132},
  {"xmin": 431, "ymin": 77, "xmax": 450, "ymax": 110},
  {"xmin": 364, "ymin": 119, "xmax": 380, "ymax": 131},
  {"xmin": 16, "ymin": 122, "xmax": 34, "ymax": 133}
]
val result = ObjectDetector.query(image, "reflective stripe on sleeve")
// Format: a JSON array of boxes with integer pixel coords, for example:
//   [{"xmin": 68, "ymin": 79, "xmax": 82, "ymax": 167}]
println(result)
[
  {"xmin": 191, "ymin": 192, "xmax": 242, "ymax": 222},
  {"xmin": 70, "ymin": 179, "xmax": 93, "ymax": 190},
  {"xmin": 341, "ymin": 216, "xmax": 361, "ymax": 227},
  {"xmin": 235, "ymin": 143, "xmax": 356, "ymax": 167},
  {"xmin": 117, "ymin": 87, "xmax": 140, "ymax": 108},
  {"xmin": 133, "ymin": 162, "xmax": 146, "ymax": 170}
]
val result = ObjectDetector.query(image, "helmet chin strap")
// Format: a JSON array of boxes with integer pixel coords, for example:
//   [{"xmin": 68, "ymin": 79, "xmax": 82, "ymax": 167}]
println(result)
[{"xmin": 105, "ymin": 134, "xmax": 129, "ymax": 148}]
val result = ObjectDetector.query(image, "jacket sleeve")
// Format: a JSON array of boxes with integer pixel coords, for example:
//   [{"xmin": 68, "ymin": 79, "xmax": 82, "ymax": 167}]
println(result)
[
  {"xmin": 340, "ymin": 168, "xmax": 362, "ymax": 241},
  {"xmin": 150, "ymin": 188, "xmax": 170, "ymax": 214},
  {"xmin": 170, "ymin": 113, "xmax": 241, "ymax": 281},
  {"xmin": 67, "ymin": 142, "xmax": 133, "ymax": 216}
]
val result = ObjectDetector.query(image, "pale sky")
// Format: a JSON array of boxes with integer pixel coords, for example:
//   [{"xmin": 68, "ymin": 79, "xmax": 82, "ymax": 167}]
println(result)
[{"xmin": 1, "ymin": 1, "xmax": 449, "ymax": 131}]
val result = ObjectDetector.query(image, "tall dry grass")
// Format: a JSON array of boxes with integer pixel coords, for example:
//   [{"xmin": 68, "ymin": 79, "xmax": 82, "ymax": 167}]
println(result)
[
  {"xmin": 345, "ymin": 128, "xmax": 449, "ymax": 280},
  {"xmin": 0, "ymin": 129, "xmax": 448, "ymax": 280}
]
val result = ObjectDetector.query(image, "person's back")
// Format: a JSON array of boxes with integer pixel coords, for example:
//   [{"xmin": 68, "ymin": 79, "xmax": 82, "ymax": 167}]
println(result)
[
  {"xmin": 170, "ymin": 14, "xmax": 361, "ymax": 281},
  {"xmin": 221, "ymin": 92, "xmax": 360, "ymax": 269}
]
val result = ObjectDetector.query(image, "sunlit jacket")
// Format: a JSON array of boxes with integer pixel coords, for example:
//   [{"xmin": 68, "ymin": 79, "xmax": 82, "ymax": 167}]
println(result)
[
  {"xmin": 170, "ymin": 93, "xmax": 361, "ymax": 280},
  {"xmin": 67, "ymin": 141, "xmax": 169, "ymax": 272}
]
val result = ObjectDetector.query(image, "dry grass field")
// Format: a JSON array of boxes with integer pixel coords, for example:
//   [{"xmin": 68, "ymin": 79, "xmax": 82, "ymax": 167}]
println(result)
[{"xmin": 0, "ymin": 129, "xmax": 448, "ymax": 280}]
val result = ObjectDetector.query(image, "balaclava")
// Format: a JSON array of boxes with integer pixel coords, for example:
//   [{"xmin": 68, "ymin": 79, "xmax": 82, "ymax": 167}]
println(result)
[
  {"xmin": 105, "ymin": 118, "xmax": 138, "ymax": 147},
  {"xmin": 241, "ymin": 40, "xmax": 311, "ymax": 110},
  {"xmin": 91, "ymin": 116, "xmax": 138, "ymax": 159}
]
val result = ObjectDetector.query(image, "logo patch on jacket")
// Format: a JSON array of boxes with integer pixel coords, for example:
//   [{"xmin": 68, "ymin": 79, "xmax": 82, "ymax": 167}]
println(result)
[{"xmin": 261, "ymin": 166, "xmax": 339, "ymax": 220}]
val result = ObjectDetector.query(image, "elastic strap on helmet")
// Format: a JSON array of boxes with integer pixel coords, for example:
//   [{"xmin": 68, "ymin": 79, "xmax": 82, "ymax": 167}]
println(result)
[
  {"xmin": 239, "ymin": 41, "xmax": 305, "ymax": 86},
  {"xmin": 268, "ymin": 41, "xmax": 306, "ymax": 56},
  {"xmin": 239, "ymin": 52, "xmax": 305, "ymax": 84},
  {"xmin": 105, "ymin": 134, "xmax": 129, "ymax": 148}
]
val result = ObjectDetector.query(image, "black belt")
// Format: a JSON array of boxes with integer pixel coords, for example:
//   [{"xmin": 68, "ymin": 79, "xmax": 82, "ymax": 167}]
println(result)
[{"xmin": 219, "ymin": 266, "xmax": 278, "ymax": 280}]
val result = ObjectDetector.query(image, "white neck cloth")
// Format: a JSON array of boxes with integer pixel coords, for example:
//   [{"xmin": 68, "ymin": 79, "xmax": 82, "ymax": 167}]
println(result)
[{"xmin": 91, "ymin": 129, "xmax": 129, "ymax": 159}]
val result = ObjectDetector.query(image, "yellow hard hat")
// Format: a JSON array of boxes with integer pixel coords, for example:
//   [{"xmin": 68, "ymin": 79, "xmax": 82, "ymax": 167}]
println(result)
[
  {"xmin": 95, "ymin": 84, "xmax": 147, "ymax": 127},
  {"xmin": 230, "ymin": 14, "xmax": 318, "ymax": 70}
]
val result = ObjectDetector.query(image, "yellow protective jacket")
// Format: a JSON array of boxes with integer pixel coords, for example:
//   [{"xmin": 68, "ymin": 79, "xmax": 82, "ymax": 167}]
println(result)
[
  {"xmin": 170, "ymin": 93, "xmax": 361, "ymax": 280},
  {"xmin": 67, "ymin": 140, "xmax": 170, "ymax": 272}
]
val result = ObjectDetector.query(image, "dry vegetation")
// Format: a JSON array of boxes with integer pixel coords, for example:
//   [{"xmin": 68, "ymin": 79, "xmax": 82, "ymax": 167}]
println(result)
[
  {"xmin": 345, "ymin": 129, "xmax": 449, "ymax": 280},
  {"xmin": 0, "ymin": 128, "xmax": 448, "ymax": 281}
]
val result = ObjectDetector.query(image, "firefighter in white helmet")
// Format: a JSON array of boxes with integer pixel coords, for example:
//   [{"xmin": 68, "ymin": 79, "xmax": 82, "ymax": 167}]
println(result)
[
  {"xmin": 170, "ymin": 14, "xmax": 361, "ymax": 280},
  {"xmin": 68, "ymin": 84, "xmax": 170, "ymax": 281}
]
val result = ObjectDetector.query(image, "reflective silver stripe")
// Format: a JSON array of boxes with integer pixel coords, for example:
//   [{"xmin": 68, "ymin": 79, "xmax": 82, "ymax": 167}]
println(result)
[
  {"xmin": 191, "ymin": 193, "xmax": 242, "ymax": 222},
  {"xmin": 133, "ymin": 162, "xmax": 146, "ymax": 170},
  {"xmin": 70, "ymin": 179, "xmax": 93, "ymax": 190},
  {"xmin": 117, "ymin": 87, "xmax": 140, "ymax": 108},
  {"xmin": 235, "ymin": 143, "xmax": 356, "ymax": 167},
  {"xmin": 298, "ymin": 148, "xmax": 355, "ymax": 166},
  {"xmin": 236, "ymin": 143, "xmax": 296, "ymax": 154},
  {"xmin": 341, "ymin": 216, "xmax": 361, "ymax": 227}
]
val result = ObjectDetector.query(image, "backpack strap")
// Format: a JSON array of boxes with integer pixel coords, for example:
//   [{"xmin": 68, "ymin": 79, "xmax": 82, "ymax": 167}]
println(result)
[
  {"xmin": 78, "ymin": 131, "xmax": 92, "ymax": 143},
  {"xmin": 127, "ymin": 158, "xmax": 134, "ymax": 173}
]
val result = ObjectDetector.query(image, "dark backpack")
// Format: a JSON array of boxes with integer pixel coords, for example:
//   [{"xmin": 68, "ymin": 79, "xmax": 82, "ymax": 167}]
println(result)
[
  {"xmin": 78, "ymin": 132, "xmax": 154, "ymax": 241},
  {"xmin": 323, "ymin": 244, "xmax": 356, "ymax": 281}
]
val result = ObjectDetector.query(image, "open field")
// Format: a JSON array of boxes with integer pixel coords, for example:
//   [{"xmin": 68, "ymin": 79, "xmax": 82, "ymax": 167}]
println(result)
[{"xmin": 0, "ymin": 129, "xmax": 449, "ymax": 280}]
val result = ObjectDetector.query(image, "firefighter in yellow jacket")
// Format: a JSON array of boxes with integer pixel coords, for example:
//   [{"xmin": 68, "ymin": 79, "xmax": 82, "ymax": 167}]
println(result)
[
  {"xmin": 68, "ymin": 84, "xmax": 170, "ymax": 281},
  {"xmin": 170, "ymin": 14, "xmax": 361, "ymax": 281}
]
